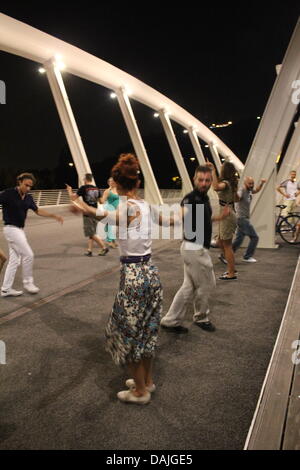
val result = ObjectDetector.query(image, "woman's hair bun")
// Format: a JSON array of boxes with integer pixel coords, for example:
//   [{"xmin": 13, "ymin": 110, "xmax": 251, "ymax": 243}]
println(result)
[
  {"xmin": 111, "ymin": 154, "xmax": 140, "ymax": 190},
  {"xmin": 117, "ymin": 153, "xmax": 140, "ymax": 179}
]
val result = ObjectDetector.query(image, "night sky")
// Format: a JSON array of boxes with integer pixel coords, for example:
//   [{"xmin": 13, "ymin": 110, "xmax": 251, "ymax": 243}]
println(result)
[{"xmin": 0, "ymin": 2, "xmax": 300, "ymax": 187}]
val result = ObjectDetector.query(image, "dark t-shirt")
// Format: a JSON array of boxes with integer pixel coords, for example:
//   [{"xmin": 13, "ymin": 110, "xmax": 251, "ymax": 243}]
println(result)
[
  {"xmin": 180, "ymin": 189, "xmax": 212, "ymax": 249},
  {"xmin": 77, "ymin": 184, "xmax": 102, "ymax": 208},
  {"xmin": 0, "ymin": 188, "xmax": 38, "ymax": 228}
]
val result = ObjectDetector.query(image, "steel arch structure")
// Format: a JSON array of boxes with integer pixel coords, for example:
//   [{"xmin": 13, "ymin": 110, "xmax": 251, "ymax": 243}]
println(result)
[{"xmin": 0, "ymin": 12, "xmax": 244, "ymax": 205}]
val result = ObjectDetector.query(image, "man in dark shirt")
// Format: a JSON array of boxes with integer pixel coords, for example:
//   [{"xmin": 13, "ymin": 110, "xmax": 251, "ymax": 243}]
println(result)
[
  {"xmin": 66, "ymin": 173, "xmax": 108, "ymax": 256},
  {"xmin": 160, "ymin": 165, "xmax": 229, "ymax": 333},
  {"xmin": 0, "ymin": 173, "xmax": 63, "ymax": 297}
]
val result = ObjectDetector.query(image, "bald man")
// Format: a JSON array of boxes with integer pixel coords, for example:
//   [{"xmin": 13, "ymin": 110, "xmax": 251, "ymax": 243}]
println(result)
[{"xmin": 232, "ymin": 177, "xmax": 266, "ymax": 262}]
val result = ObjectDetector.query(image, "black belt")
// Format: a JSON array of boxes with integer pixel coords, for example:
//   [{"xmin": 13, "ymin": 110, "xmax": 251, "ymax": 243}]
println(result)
[
  {"xmin": 120, "ymin": 254, "xmax": 151, "ymax": 264},
  {"xmin": 219, "ymin": 200, "xmax": 234, "ymax": 206}
]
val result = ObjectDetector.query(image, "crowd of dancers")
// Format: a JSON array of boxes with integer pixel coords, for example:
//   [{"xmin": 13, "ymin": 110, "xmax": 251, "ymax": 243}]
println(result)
[{"xmin": 0, "ymin": 155, "xmax": 299, "ymax": 405}]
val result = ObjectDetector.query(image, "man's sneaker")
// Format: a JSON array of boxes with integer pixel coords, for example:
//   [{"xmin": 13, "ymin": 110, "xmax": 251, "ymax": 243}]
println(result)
[
  {"xmin": 84, "ymin": 251, "xmax": 92, "ymax": 257},
  {"xmin": 98, "ymin": 247, "xmax": 109, "ymax": 256},
  {"xmin": 1, "ymin": 288, "xmax": 23, "ymax": 297},
  {"xmin": 23, "ymin": 283, "xmax": 40, "ymax": 294},
  {"xmin": 243, "ymin": 257, "xmax": 257, "ymax": 263},
  {"xmin": 160, "ymin": 324, "xmax": 188, "ymax": 334},
  {"xmin": 218, "ymin": 254, "xmax": 227, "ymax": 264},
  {"xmin": 195, "ymin": 321, "xmax": 216, "ymax": 332}
]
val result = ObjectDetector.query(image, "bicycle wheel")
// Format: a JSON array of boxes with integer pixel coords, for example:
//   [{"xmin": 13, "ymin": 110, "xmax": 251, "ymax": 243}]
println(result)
[{"xmin": 278, "ymin": 214, "xmax": 300, "ymax": 244}]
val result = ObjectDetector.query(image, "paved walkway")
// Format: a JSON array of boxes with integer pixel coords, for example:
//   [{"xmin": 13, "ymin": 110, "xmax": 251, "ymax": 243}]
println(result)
[{"xmin": 0, "ymin": 212, "xmax": 299, "ymax": 449}]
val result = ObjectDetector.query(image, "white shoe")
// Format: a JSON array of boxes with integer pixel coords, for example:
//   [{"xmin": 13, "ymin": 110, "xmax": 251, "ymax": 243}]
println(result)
[
  {"xmin": 125, "ymin": 378, "xmax": 156, "ymax": 393},
  {"xmin": 1, "ymin": 288, "xmax": 23, "ymax": 297},
  {"xmin": 23, "ymin": 282, "xmax": 40, "ymax": 294},
  {"xmin": 117, "ymin": 389, "xmax": 151, "ymax": 405},
  {"xmin": 243, "ymin": 257, "xmax": 257, "ymax": 263}
]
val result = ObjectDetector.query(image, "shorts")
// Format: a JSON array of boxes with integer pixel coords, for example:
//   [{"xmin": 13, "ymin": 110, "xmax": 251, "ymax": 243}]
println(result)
[
  {"xmin": 219, "ymin": 210, "xmax": 237, "ymax": 240},
  {"xmin": 83, "ymin": 215, "xmax": 98, "ymax": 238}
]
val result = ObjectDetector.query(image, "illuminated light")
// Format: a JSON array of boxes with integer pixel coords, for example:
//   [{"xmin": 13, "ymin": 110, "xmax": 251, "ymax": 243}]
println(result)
[
  {"xmin": 190, "ymin": 157, "xmax": 196, "ymax": 161},
  {"xmin": 56, "ymin": 61, "xmax": 66, "ymax": 71},
  {"xmin": 38, "ymin": 67, "xmax": 46, "ymax": 74},
  {"xmin": 205, "ymin": 145, "xmax": 209, "ymax": 148},
  {"xmin": 53, "ymin": 60, "xmax": 66, "ymax": 71},
  {"xmin": 110, "ymin": 92, "xmax": 117, "ymax": 99},
  {"xmin": 211, "ymin": 121, "xmax": 233, "ymax": 128},
  {"xmin": 53, "ymin": 55, "xmax": 66, "ymax": 70},
  {"xmin": 276, "ymin": 153, "xmax": 281, "ymax": 164},
  {"xmin": 172, "ymin": 176, "xmax": 180, "ymax": 181},
  {"xmin": 68, "ymin": 162, "xmax": 74, "ymax": 167},
  {"xmin": 153, "ymin": 113, "xmax": 159, "ymax": 118},
  {"xmin": 257, "ymin": 116, "xmax": 261, "ymax": 120},
  {"xmin": 183, "ymin": 130, "xmax": 188, "ymax": 134}
]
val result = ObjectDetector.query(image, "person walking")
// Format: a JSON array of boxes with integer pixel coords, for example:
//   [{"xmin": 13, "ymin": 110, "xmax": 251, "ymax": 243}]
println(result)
[
  {"xmin": 0, "ymin": 173, "xmax": 63, "ymax": 297},
  {"xmin": 66, "ymin": 173, "xmax": 108, "ymax": 256},
  {"xmin": 70, "ymin": 154, "xmax": 163, "ymax": 405},
  {"xmin": 207, "ymin": 161, "xmax": 239, "ymax": 281},
  {"xmin": 160, "ymin": 165, "xmax": 229, "ymax": 334},
  {"xmin": 232, "ymin": 176, "xmax": 266, "ymax": 262},
  {"xmin": 101, "ymin": 177, "xmax": 119, "ymax": 248}
]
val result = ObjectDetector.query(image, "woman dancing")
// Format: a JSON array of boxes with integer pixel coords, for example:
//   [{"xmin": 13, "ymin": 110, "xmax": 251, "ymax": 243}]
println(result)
[{"xmin": 71, "ymin": 154, "xmax": 164, "ymax": 405}]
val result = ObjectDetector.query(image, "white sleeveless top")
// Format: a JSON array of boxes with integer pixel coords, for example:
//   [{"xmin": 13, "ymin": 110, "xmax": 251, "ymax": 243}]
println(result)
[{"xmin": 118, "ymin": 199, "xmax": 152, "ymax": 257}]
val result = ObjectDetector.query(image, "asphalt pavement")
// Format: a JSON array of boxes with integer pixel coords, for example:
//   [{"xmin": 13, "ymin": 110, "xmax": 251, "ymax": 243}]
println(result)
[{"xmin": 0, "ymin": 210, "xmax": 299, "ymax": 449}]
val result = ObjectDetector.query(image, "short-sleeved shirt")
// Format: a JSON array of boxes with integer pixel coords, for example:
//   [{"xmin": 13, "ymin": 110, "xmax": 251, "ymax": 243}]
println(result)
[
  {"xmin": 76, "ymin": 184, "xmax": 101, "ymax": 208},
  {"xmin": 235, "ymin": 187, "xmax": 252, "ymax": 218},
  {"xmin": 0, "ymin": 188, "xmax": 38, "ymax": 228},
  {"xmin": 181, "ymin": 189, "xmax": 212, "ymax": 249},
  {"xmin": 279, "ymin": 179, "xmax": 300, "ymax": 200},
  {"xmin": 218, "ymin": 180, "xmax": 235, "ymax": 205}
]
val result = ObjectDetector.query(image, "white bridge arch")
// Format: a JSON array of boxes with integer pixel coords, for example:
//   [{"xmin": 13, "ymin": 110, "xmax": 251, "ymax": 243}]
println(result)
[
  {"xmin": 0, "ymin": 12, "xmax": 243, "ymax": 205},
  {"xmin": 1, "ymin": 13, "xmax": 300, "ymax": 248}
]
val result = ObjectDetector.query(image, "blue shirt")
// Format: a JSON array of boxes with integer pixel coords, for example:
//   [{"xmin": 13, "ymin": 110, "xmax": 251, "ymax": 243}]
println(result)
[{"xmin": 0, "ymin": 188, "xmax": 38, "ymax": 228}]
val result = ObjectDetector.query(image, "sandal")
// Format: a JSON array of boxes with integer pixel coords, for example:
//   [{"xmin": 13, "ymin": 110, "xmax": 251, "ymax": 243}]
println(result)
[{"xmin": 218, "ymin": 274, "xmax": 237, "ymax": 281}]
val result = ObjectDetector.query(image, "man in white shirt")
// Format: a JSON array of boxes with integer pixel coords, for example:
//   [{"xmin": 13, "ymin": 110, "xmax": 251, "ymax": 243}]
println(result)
[{"xmin": 277, "ymin": 170, "xmax": 300, "ymax": 217}]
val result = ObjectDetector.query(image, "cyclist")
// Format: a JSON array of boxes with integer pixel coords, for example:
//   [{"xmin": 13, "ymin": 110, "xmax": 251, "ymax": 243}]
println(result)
[{"xmin": 276, "ymin": 170, "xmax": 300, "ymax": 217}]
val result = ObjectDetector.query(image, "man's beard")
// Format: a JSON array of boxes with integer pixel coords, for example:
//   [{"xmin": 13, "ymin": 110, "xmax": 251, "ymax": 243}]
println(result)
[{"xmin": 196, "ymin": 186, "xmax": 209, "ymax": 193}]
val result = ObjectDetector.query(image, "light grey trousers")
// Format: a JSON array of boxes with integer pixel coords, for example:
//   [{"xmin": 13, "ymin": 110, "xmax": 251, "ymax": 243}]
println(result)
[{"xmin": 161, "ymin": 241, "xmax": 216, "ymax": 327}]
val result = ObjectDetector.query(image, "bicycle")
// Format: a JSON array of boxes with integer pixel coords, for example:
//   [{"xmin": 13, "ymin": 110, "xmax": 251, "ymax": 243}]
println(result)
[{"xmin": 275, "ymin": 204, "xmax": 300, "ymax": 244}]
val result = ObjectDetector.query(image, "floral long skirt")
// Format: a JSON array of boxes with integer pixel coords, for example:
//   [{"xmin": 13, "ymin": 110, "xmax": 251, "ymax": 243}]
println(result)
[{"xmin": 105, "ymin": 261, "xmax": 163, "ymax": 366}]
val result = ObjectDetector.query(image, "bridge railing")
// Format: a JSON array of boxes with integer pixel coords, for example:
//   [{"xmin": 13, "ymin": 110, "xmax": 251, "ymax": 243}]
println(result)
[{"xmin": 1, "ymin": 189, "xmax": 185, "ymax": 209}]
